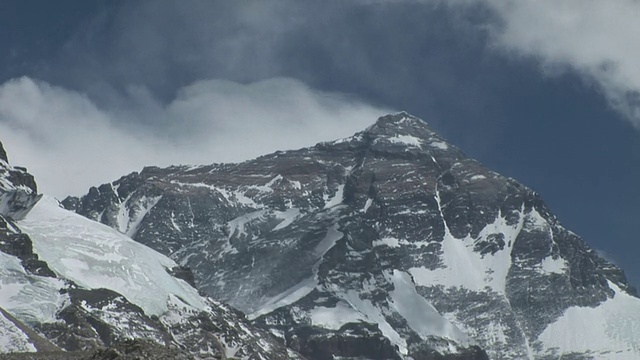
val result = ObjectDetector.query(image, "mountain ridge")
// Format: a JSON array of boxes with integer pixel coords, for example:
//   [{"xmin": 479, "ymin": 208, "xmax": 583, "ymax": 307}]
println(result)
[{"xmin": 63, "ymin": 112, "xmax": 640, "ymax": 359}]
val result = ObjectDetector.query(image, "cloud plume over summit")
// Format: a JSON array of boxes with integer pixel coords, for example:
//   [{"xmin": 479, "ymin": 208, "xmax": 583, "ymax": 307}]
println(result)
[{"xmin": 0, "ymin": 77, "xmax": 388, "ymax": 197}]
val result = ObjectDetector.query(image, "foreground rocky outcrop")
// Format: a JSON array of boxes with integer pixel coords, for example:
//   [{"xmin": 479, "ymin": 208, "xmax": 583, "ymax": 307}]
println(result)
[
  {"xmin": 0, "ymin": 339, "xmax": 193, "ymax": 359},
  {"xmin": 0, "ymin": 141, "xmax": 303, "ymax": 360},
  {"xmin": 0, "ymin": 142, "xmax": 41, "ymax": 220}
]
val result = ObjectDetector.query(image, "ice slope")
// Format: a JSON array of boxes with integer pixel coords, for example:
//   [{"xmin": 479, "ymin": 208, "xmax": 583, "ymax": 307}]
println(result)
[
  {"xmin": 10, "ymin": 197, "xmax": 303, "ymax": 359},
  {"xmin": 19, "ymin": 196, "xmax": 205, "ymax": 316},
  {"xmin": 0, "ymin": 310, "xmax": 35, "ymax": 353},
  {"xmin": 0, "ymin": 245, "xmax": 66, "ymax": 352},
  {"xmin": 0, "ymin": 251, "xmax": 67, "ymax": 325},
  {"xmin": 537, "ymin": 281, "xmax": 640, "ymax": 359},
  {"xmin": 0, "ymin": 250, "xmax": 64, "ymax": 353},
  {"xmin": 387, "ymin": 270, "xmax": 470, "ymax": 345}
]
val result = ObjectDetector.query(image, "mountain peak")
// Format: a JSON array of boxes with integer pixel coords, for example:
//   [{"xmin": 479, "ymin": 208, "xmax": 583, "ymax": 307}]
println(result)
[
  {"xmin": 358, "ymin": 112, "xmax": 458, "ymax": 155},
  {"xmin": 323, "ymin": 112, "xmax": 457, "ymax": 156},
  {"xmin": 368, "ymin": 111, "xmax": 425, "ymax": 128},
  {"xmin": 364, "ymin": 112, "xmax": 433, "ymax": 136},
  {"xmin": 0, "ymin": 141, "xmax": 7, "ymax": 163},
  {"xmin": 57, "ymin": 112, "xmax": 640, "ymax": 360}
]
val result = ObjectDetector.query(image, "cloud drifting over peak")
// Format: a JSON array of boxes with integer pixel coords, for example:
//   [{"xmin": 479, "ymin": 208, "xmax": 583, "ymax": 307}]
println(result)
[
  {"xmin": 4, "ymin": 0, "xmax": 640, "ymax": 197},
  {"xmin": 474, "ymin": 0, "xmax": 640, "ymax": 127},
  {"xmin": 0, "ymin": 77, "xmax": 389, "ymax": 197},
  {"xmin": 39, "ymin": 0, "xmax": 640, "ymax": 143}
]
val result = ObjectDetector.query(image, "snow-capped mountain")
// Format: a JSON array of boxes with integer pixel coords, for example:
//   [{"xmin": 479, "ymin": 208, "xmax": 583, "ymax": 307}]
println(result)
[
  {"xmin": 0, "ymin": 141, "xmax": 303, "ymax": 359},
  {"xmin": 64, "ymin": 112, "xmax": 640, "ymax": 360}
]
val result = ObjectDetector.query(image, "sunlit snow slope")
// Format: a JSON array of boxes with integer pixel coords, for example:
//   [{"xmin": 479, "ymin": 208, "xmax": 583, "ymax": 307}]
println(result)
[
  {"xmin": 20, "ymin": 196, "xmax": 206, "ymax": 316},
  {"xmin": 0, "ymin": 195, "xmax": 302, "ymax": 359},
  {"xmin": 538, "ymin": 281, "xmax": 640, "ymax": 359}
]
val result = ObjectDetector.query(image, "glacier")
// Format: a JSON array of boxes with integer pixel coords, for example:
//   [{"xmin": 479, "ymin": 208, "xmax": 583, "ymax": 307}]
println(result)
[{"xmin": 19, "ymin": 196, "xmax": 206, "ymax": 317}]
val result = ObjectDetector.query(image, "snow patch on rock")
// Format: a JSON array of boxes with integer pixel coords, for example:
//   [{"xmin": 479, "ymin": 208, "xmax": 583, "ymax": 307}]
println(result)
[
  {"xmin": 273, "ymin": 208, "xmax": 301, "ymax": 231},
  {"xmin": 538, "ymin": 255, "xmax": 567, "ymax": 275},
  {"xmin": 248, "ymin": 277, "xmax": 316, "ymax": 320},
  {"xmin": 324, "ymin": 185, "xmax": 345, "ymax": 209},
  {"xmin": 410, "ymin": 208, "xmax": 524, "ymax": 293},
  {"xmin": 309, "ymin": 301, "xmax": 368, "ymax": 330},
  {"xmin": 387, "ymin": 270, "xmax": 471, "ymax": 345},
  {"xmin": 388, "ymin": 134, "xmax": 423, "ymax": 148}
]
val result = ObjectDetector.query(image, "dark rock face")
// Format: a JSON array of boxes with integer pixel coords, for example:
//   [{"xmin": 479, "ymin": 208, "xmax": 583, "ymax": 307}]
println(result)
[
  {"xmin": 167, "ymin": 266, "xmax": 198, "ymax": 288},
  {"xmin": 36, "ymin": 287, "xmax": 169, "ymax": 352},
  {"xmin": 85, "ymin": 339, "xmax": 194, "ymax": 360},
  {"xmin": 0, "ymin": 142, "xmax": 41, "ymax": 220},
  {"xmin": 0, "ymin": 339, "xmax": 194, "ymax": 360},
  {"xmin": 65, "ymin": 113, "xmax": 640, "ymax": 359},
  {"xmin": 0, "ymin": 142, "xmax": 8, "ymax": 163},
  {"xmin": 0, "ymin": 215, "xmax": 55, "ymax": 277}
]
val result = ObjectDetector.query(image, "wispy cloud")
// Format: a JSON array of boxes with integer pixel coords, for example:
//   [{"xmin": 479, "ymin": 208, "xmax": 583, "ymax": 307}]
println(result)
[
  {"xmin": 595, "ymin": 248, "xmax": 618, "ymax": 266},
  {"xmin": 0, "ymin": 77, "xmax": 389, "ymax": 197}
]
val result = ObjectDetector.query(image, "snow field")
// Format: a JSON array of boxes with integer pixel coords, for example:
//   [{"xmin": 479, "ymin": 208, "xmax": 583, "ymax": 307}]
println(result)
[
  {"xmin": 19, "ymin": 196, "xmax": 206, "ymax": 316},
  {"xmin": 538, "ymin": 281, "xmax": 640, "ymax": 359}
]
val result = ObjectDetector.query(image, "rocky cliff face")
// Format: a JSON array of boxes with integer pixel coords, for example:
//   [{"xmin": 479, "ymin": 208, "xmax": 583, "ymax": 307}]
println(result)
[
  {"xmin": 0, "ymin": 142, "xmax": 302, "ymax": 359},
  {"xmin": 0, "ymin": 142, "xmax": 41, "ymax": 221},
  {"xmin": 64, "ymin": 112, "xmax": 640, "ymax": 359}
]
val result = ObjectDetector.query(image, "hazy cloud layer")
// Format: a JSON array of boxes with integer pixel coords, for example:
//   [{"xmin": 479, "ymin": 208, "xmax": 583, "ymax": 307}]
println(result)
[
  {"xmin": 0, "ymin": 77, "xmax": 388, "ymax": 197},
  {"xmin": 33, "ymin": 0, "xmax": 510, "ymax": 156}
]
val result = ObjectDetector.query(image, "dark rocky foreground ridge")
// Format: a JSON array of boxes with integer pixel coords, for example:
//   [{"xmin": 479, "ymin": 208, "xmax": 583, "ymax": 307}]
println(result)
[
  {"xmin": 0, "ymin": 141, "xmax": 304, "ymax": 359},
  {"xmin": 64, "ymin": 113, "xmax": 640, "ymax": 359}
]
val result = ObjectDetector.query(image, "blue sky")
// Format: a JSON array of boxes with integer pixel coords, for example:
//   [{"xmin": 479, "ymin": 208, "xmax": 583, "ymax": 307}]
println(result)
[{"xmin": 1, "ymin": 1, "xmax": 639, "ymax": 288}]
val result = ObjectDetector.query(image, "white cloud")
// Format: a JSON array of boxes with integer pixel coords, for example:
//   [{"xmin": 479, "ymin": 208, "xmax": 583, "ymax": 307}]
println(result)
[
  {"xmin": 0, "ymin": 77, "xmax": 390, "ymax": 197},
  {"xmin": 595, "ymin": 248, "xmax": 618, "ymax": 266},
  {"xmin": 474, "ymin": 0, "xmax": 640, "ymax": 127}
]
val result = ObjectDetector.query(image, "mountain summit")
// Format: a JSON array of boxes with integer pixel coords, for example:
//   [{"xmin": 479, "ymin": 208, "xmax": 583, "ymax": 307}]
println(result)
[{"xmin": 64, "ymin": 113, "xmax": 640, "ymax": 359}]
